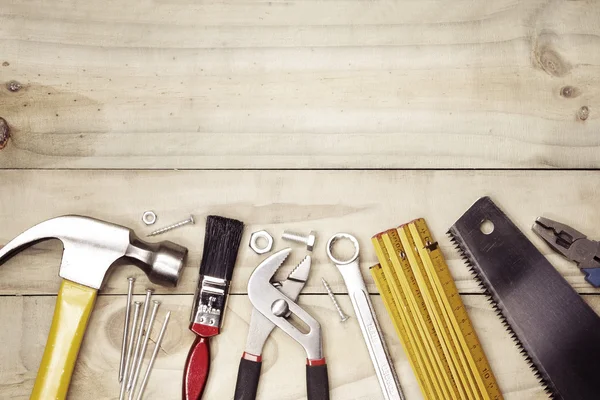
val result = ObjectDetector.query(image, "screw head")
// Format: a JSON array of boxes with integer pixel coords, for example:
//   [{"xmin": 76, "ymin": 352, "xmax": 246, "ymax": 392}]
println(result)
[
  {"xmin": 188, "ymin": 215, "xmax": 195, "ymax": 224},
  {"xmin": 340, "ymin": 315, "xmax": 349, "ymax": 322},
  {"xmin": 306, "ymin": 231, "xmax": 317, "ymax": 251}
]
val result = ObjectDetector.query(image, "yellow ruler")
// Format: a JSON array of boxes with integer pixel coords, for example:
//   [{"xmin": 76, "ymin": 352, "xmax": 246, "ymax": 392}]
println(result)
[
  {"xmin": 374, "ymin": 231, "xmax": 455, "ymax": 400},
  {"xmin": 371, "ymin": 219, "xmax": 503, "ymax": 400},
  {"xmin": 370, "ymin": 264, "xmax": 433, "ymax": 400},
  {"xmin": 409, "ymin": 219, "xmax": 502, "ymax": 400}
]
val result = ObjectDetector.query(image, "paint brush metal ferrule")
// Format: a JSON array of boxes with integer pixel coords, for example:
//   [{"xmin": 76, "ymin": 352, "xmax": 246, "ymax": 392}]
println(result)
[{"xmin": 190, "ymin": 275, "xmax": 229, "ymax": 334}]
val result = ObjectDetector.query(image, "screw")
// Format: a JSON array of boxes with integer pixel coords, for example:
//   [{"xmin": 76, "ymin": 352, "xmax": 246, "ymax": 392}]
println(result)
[
  {"xmin": 136, "ymin": 311, "xmax": 171, "ymax": 400},
  {"xmin": 322, "ymin": 278, "xmax": 349, "ymax": 322},
  {"xmin": 120, "ymin": 302, "xmax": 141, "ymax": 400},
  {"xmin": 129, "ymin": 300, "xmax": 160, "ymax": 400},
  {"xmin": 147, "ymin": 215, "xmax": 194, "ymax": 237},
  {"xmin": 119, "ymin": 277, "xmax": 135, "ymax": 383},
  {"xmin": 281, "ymin": 230, "xmax": 316, "ymax": 251},
  {"xmin": 6, "ymin": 80, "xmax": 21, "ymax": 92}
]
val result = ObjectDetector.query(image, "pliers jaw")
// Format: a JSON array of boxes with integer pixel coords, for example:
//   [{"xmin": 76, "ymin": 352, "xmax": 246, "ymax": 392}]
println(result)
[
  {"xmin": 533, "ymin": 217, "xmax": 600, "ymax": 286},
  {"xmin": 248, "ymin": 248, "xmax": 323, "ymax": 360},
  {"xmin": 533, "ymin": 217, "xmax": 587, "ymax": 256}
]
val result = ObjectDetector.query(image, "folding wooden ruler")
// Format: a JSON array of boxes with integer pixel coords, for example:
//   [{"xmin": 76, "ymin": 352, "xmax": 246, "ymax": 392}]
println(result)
[{"xmin": 371, "ymin": 219, "xmax": 503, "ymax": 400}]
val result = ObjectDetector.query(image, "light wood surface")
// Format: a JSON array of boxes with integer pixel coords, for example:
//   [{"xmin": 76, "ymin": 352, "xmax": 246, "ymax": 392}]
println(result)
[
  {"xmin": 2, "ymin": 1, "xmax": 600, "ymax": 399},
  {"xmin": 1, "ymin": 0, "xmax": 599, "ymax": 169}
]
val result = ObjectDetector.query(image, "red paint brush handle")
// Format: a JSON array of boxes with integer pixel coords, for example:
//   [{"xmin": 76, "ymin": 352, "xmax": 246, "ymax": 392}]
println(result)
[{"xmin": 183, "ymin": 336, "xmax": 210, "ymax": 400}]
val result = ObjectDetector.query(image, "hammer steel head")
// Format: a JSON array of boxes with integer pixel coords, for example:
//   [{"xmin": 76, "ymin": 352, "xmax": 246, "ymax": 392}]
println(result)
[{"xmin": 0, "ymin": 216, "xmax": 188, "ymax": 289}]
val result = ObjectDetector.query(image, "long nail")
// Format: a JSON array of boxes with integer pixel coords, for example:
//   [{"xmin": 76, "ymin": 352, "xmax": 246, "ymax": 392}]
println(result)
[
  {"xmin": 127, "ymin": 289, "xmax": 153, "ymax": 391},
  {"xmin": 120, "ymin": 302, "xmax": 141, "ymax": 400},
  {"xmin": 136, "ymin": 311, "xmax": 171, "ymax": 400},
  {"xmin": 119, "ymin": 277, "xmax": 135, "ymax": 382},
  {"xmin": 128, "ymin": 300, "xmax": 160, "ymax": 400}
]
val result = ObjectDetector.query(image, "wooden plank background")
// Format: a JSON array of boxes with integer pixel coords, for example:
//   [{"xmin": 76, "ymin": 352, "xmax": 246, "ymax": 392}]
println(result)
[
  {"xmin": 1, "ymin": 0, "xmax": 600, "ymax": 399},
  {"xmin": 0, "ymin": 0, "xmax": 599, "ymax": 169}
]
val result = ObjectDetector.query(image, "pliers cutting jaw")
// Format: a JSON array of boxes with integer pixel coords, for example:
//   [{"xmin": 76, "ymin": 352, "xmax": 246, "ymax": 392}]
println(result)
[{"xmin": 533, "ymin": 217, "xmax": 600, "ymax": 286}]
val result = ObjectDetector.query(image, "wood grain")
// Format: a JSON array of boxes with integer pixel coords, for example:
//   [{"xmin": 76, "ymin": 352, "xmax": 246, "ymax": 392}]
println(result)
[
  {"xmin": 0, "ymin": 293, "xmax": 553, "ymax": 400},
  {"xmin": 0, "ymin": 169, "xmax": 598, "ymax": 296},
  {"xmin": 1, "ymin": 0, "xmax": 599, "ymax": 169}
]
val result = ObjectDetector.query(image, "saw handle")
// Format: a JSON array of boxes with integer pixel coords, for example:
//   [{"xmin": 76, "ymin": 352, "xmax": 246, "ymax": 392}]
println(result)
[
  {"xmin": 233, "ymin": 355, "xmax": 262, "ymax": 400},
  {"xmin": 306, "ymin": 361, "xmax": 330, "ymax": 400},
  {"xmin": 183, "ymin": 336, "xmax": 211, "ymax": 400},
  {"xmin": 30, "ymin": 279, "xmax": 97, "ymax": 400}
]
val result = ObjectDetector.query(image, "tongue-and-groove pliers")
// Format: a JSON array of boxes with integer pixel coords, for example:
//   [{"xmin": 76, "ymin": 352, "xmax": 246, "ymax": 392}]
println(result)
[{"xmin": 234, "ymin": 248, "xmax": 329, "ymax": 400}]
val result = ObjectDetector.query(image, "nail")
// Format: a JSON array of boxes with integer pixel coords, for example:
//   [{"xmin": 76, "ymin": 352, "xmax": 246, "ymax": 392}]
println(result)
[
  {"xmin": 128, "ymin": 300, "xmax": 160, "ymax": 399},
  {"xmin": 120, "ymin": 302, "xmax": 141, "ymax": 400},
  {"xmin": 119, "ymin": 277, "xmax": 135, "ymax": 382},
  {"xmin": 127, "ymin": 289, "xmax": 153, "ymax": 391},
  {"xmin": 136, "ymin": 311, "xmax": 171, "ymax": 400}
]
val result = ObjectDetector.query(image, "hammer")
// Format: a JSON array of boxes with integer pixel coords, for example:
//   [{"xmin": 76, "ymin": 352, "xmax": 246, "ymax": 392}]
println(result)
[{"xmin": 0, "ymin": 215, "xmax": 188, "ymax": 399}]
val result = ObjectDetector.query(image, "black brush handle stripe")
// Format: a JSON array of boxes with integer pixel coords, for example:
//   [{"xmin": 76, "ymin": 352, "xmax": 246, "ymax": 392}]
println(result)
[
  {"xmin": 234, "ymin": 357, "xmax": 262, "ymax": 400},
  {"xmin": 306, "ymin": 364, "xmax": 330, "ymax": 400}
]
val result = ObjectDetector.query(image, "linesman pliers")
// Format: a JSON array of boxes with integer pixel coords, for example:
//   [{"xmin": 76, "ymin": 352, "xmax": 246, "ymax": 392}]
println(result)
[
  {"xmin": 533, "ymin": 217, "xmax": 600, "ymax": 287},
  {"xmin": 234, "ymin": 248, "xmax": 330, "ymax": 400}
]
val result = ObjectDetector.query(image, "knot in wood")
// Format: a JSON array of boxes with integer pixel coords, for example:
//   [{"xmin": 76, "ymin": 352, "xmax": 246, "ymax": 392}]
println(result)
[
  {"xmin": 560, "ymin": 86, "xmax": 573, "ymax": 98},
  {"xmin": 537, "ymin": 48, "xmax": 571, "ymax": 77},
  {"xmin": 577, "ymin": 106, "xmax": 590, "ymax": 121},
  {"xmin": 6, "ymin": 80, "xmax": 22, "ymax": 92},
  {"xmin": 0, "ymin": 117, "xmax": 10, "ymax": 149}
]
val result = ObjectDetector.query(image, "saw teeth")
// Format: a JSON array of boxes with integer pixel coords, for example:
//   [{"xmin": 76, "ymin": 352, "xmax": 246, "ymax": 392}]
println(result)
[{"xmin": 447, "ymin": 230, "xmax": 559, "ymax": 400}]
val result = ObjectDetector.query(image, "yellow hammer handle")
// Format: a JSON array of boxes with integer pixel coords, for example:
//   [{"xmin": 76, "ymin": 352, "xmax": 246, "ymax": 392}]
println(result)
[{"xmin": 31, "ymin": 279, "xmax": 98, "ymax": 400}]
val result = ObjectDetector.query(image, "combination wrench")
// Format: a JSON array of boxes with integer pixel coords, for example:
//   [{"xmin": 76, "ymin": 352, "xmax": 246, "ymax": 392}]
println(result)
[{"xmin": 327, "ymin": 233, "xmax": 405, "ymax": 400}]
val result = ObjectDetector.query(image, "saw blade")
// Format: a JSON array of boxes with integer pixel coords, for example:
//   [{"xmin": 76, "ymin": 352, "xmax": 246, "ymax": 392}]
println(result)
[{"xmin": 448, "ymin": 196, "xmax": 600, "ymax": 400}]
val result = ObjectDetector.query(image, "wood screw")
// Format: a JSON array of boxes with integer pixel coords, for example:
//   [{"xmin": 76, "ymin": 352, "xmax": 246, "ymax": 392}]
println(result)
[
  {"xmin": 322, "ymin": 278, "xmax": 349, "ymax": 322},
  {"xmin": 147, "ymin": 215, "xmax": 195, "ymax": 237}
]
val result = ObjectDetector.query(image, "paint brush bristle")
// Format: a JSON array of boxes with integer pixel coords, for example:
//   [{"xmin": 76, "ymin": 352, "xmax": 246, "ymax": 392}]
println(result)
[{"xmin": 199, "ymin": 215, "xmax": 244, "ymax": 280}]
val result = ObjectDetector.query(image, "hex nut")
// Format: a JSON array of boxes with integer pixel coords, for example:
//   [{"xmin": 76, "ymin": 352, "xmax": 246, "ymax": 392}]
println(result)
[{"xmin": 250, "ymin": 230, "xmax": 274, "ymax": 254}]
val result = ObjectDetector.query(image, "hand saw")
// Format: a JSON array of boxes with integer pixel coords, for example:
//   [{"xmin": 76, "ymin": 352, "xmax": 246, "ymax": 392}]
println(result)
[{"xmin": 448, "ymin": 196, "xmax": 600, "ymax": 400}]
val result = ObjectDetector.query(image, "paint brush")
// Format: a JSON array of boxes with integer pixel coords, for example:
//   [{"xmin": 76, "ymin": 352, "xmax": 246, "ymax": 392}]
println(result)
[{"xmin": 183, "ymin": 215, "xmax": 244, "ymax": 400}]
